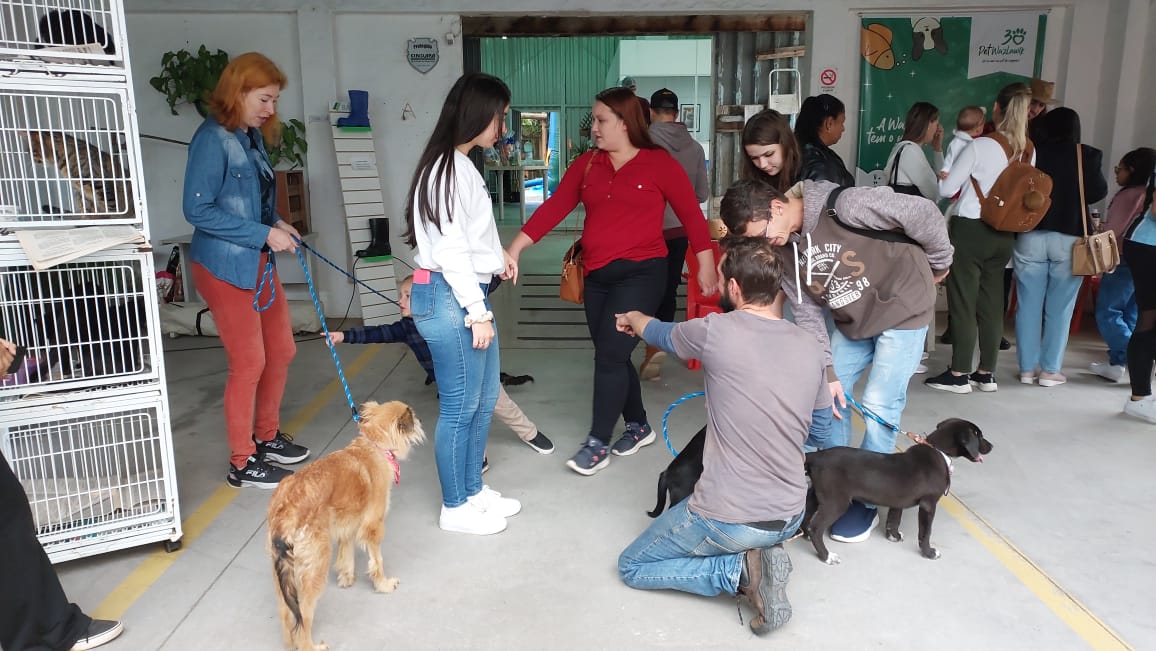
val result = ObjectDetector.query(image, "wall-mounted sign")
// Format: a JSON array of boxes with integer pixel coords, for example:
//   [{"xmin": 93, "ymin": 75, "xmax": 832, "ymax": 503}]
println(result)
[{"xmin": 407, "ymin": 37, "xmax": 439, "ymax": 74}]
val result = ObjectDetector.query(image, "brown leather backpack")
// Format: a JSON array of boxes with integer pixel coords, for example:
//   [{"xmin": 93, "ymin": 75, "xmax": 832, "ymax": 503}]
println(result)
[{"xmin": 969, "ymin": 132, "xmax": 1053, "ymax": 232}]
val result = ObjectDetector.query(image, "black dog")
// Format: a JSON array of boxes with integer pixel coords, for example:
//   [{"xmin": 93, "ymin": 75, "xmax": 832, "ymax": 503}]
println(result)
[
  {"xmin": 801, "ymin": 418, "xmax": 992, "ymax": 564},
  {"xmin": 499, "ymin": 372, "xmax": 534, "ymax": 387},
  {"xmin": 647, "ymin": 426, "xmax": 705, "ymax": 517}
]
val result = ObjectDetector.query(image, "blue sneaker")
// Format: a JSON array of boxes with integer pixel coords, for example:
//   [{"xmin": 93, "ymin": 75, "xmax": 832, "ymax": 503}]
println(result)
[
  {"xmin": 611, "ymin": 422, "xmax": 655, "ymax": 456},
  {"xmin": 566, "ymin": 436, "xmax": 610, "ymax": 476},
  {"xmin": 829, "ymin": 501, "xmax": 879, "ymax": 543}
]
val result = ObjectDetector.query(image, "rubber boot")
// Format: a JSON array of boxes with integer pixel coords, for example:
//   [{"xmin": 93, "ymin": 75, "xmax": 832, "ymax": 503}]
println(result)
[
  {"xmin": 336, "ymin": 90, "xmax": 371, "ymax": 128},
  {"xmin": 356, "ymin": 217, "xmax": 392, "ymax": 259}
]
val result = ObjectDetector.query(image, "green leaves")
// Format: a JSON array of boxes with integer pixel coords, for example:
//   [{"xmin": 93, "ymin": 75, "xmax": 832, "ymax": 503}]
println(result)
[
  {"xmin": 150, "ymin": 46, "xmax": 230, "ymax": 115},
  {"xmin": 268, "ymin": 119, "xmax": 308, "ymax": 170}
]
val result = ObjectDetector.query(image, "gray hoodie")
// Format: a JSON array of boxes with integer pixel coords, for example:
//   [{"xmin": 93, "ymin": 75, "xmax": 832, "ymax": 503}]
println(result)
[{"xmin": 649, "ymin": 121, "xmax": 709, "ymax": 233}]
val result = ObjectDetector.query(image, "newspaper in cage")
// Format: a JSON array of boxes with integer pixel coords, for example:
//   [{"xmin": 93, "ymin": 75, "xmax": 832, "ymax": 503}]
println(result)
[{"xmin": 15, "ymin": 226, "xmax": 146, "ymax": 270}]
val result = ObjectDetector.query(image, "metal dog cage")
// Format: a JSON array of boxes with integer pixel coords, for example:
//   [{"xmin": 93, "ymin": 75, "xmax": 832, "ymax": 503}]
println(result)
[
  {"xmin": 0, "ymin": 245, "xmax": 160, "ymax": 406},
  {"xmin": 0, "ymin": 82, "xmax": 144, "ymax": 228},
  {"xmin": 1, "ymin": 391, "xmax": 182, "ymax": 562},
  {"xmin": 0, "ymin": 0, "xmax": 126, "ymax": 70}
]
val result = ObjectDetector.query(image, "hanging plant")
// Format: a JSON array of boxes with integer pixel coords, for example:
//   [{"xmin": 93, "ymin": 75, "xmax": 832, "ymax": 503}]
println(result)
[
  {"xmin": 267, "ymin": 119, "xmax": 308, "ymax": 170},
  {"xmin": 149, "ymin": 45, "xmax": 230, "ymax": 116},
  {"xmin": 578, "ymin": 111, "xmax": 593, "ymax": 137}
]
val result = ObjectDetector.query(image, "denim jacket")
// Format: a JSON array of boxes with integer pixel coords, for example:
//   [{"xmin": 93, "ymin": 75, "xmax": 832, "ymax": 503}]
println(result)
[{"xmin": 183, "ymin": 116, "xmax": 279, "ymax": 289}]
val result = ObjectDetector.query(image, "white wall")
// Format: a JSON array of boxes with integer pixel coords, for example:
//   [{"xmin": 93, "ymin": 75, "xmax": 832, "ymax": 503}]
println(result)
[
  {"xmin": 121, "ymin": 0, "xmax": 1154, "ymax": 315},
  {"xmin": 621, "ymin": 39, "xmax": 712, "ymax": 156}
]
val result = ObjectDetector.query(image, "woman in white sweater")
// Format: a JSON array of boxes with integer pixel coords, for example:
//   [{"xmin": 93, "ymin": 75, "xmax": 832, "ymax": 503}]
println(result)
[
  {"xmin": 403, "ymin": 73, "xmax": 519, "ymax": 536},
  {"xmin": 883, "ymin": 102, "xmax": 944, "ymax": 200},
  {"xmin": 926, "ymin": 84, "xmax": 1034, "ymax": 394}
]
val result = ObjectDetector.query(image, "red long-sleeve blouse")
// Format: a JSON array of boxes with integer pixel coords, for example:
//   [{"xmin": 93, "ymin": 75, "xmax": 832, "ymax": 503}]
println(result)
[{"xmin": 521, "ymin": 148, "xmax": 712, "ymax": 272}]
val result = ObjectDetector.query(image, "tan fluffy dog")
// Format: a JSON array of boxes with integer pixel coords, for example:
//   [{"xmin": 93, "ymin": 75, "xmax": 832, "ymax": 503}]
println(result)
[{"xmin": 267, "ymin": 400, "xmax": 425, "ymax": 651}]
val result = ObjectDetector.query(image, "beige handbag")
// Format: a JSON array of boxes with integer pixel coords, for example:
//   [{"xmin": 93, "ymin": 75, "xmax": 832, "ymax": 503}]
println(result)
[{"xmin": 1071, "ymin": 144, "xmax": 1120, "ymax": 275}]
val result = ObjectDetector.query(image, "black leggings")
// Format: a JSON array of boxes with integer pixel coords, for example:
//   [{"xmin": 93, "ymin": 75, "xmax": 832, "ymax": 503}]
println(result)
[
  {"xmin": 584, "ymin": 257, "xmax": 666, "ymax": 443},
  {"xmin": 1123, "ymin": 239, "xmax": 1156, "ymax": 397},
  {"xmin": 0, "ymin": 451, "xmax": 91, "ymax": 651},
  {"xmin": 655, "ymin": 236, "xmax": 689, "ymax": 323}
]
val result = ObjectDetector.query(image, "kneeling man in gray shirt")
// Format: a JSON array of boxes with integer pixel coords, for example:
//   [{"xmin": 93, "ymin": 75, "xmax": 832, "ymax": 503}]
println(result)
[{"xmin": 616, "ymin": 236, "xmax": 830, "ymax": 636}]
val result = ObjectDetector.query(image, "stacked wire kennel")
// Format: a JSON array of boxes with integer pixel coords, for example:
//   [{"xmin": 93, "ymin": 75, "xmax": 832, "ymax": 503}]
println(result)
[{"xmin": 0, "ymin": 0, "xmax": 182, "ymax": 562}]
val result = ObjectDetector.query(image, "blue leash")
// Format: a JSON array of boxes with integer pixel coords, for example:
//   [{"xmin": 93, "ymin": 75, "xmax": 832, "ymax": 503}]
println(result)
[
  {"xmin": 294, "ymin": 245, "xmax": 360, "ymax": 422},
  {"xmin": 842, "ymin": 392, "xmax": 924, "ymax": 444},
  {"xmin": 661, "ymin": 391, "xmax": 705, "ymax": 456},
  {"xmin": 297, "ymin": 238, "xmax": 401, "ymax": 308}
]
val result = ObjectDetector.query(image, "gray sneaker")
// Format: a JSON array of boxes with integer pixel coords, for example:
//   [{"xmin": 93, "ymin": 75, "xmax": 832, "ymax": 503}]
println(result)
[
  {"xmin": 227, "ymin": 455, "xmax": 292, "ymax": 489},
  {"xmin": 610, "ymin": 422, "xmax": 655, "ymax": 456},
  {"xmin": 750, "ymin": 544, "xmax": 793, "ymax": 635},
  {"xmin": 565, "ymin": 436, "xmax": 610, "ymax": 476}
]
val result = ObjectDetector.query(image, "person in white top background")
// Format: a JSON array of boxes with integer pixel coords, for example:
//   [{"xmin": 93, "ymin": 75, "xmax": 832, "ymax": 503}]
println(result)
[
  {"xmin": 883, "ymin": 101, "xmax": 944, "ymax": 200},
  {"xmin": 403, "ymin": 72, "xmax": 520, "ymax": 536},
  {"xmin": 926, "ymin": 83, "xmax": 1034, "ymax": 394}
]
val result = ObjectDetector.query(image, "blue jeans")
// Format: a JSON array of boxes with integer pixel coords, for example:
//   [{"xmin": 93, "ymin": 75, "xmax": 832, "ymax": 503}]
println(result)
[
  {"xmin": 1095, "ymin": 263, "xmax": 1137, "ymax": 366},
  {"xmin": 410, "ymin": 272, "xmax": 500, "ymax": 508},
  {"xmin": 832, "ymin": 326, "xmax": 927, "ymax": 453},
  {"xmin": 803, "ymin": 406, "xmax": 834, "ymax": 452},
  {"xmin": 1013, "ymin": 230, "xmax": 1084, "ymax": 374},
  {"xmin": 618, "ymin": 500, "xmax": 802, "ymax": 596}
]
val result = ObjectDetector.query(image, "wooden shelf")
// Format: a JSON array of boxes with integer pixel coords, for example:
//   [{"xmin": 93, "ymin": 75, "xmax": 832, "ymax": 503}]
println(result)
[
  {"xmin": 275, "ymin": 170, "xmax": 310, "ymax": 235},
  {"xmin": 755, "ymin": 46, "xmax": 805, "ymax": 61}
]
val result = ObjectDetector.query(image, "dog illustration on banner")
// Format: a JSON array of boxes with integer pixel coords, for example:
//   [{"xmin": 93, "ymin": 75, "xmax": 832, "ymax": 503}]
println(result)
[{"xmin": 911, "ymin": 17, "xmax": 948, "ymax": 60}]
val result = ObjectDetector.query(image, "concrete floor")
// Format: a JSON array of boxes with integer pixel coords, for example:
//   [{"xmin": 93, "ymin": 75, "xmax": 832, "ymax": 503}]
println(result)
[{"xmin": 54, "ymin": 225, "xmax": 1153, "ymax": 650}]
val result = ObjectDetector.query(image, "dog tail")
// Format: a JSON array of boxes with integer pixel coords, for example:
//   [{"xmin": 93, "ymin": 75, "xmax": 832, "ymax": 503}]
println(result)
[
  {"xmin": 647, "ymin": 470, "xmax": 669, "ymax": 518},
  {"xmin": 272, "ymin": 534, "xmax": 303, "ymax": 632}
]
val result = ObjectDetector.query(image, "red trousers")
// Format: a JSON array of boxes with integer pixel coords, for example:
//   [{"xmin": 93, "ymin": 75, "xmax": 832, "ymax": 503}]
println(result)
[{"xmin": 192, "ymin": 254, "xmax": 296, "ymax": 468}]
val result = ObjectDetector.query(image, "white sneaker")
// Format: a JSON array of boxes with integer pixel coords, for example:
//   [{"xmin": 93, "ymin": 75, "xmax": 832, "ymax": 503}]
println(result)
[
  {"xmin": 470, "ymin": 485, "xmax": 521, "ymax": 518},
  {"xmin": 1090, "ymin": 362, "xmax": 1127, "ymax": 383},
  {"xmin": 1124, "ymin": 397, "xmax": 1156, "ymax": 424},
  {"xmin": 439, "ymin": 502, "xmax": 507, "ymax": 535},
  {"xmin": 915, "ymin": 364, "xmax": 929, "ymax": 374}
]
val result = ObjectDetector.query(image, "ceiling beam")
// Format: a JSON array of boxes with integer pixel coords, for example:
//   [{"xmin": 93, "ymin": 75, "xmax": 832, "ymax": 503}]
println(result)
[{"xmin": 462, "ymin": 14, "xmax": 807, "ymax": 36}]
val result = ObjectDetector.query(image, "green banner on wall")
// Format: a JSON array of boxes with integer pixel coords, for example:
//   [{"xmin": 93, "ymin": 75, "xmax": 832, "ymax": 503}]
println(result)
[{"xmin": 856, "ymin": 12, "xmax": 1047, "ymax": 184}]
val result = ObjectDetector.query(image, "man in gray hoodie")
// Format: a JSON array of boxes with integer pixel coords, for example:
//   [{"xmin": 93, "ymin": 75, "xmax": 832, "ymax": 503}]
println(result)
[{"xmin": 642, "ymin": 88, "xmax": 710, "ymax": 380}]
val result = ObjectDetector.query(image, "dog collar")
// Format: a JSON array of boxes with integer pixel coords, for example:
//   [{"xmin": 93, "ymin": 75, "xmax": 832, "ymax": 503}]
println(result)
[
  {"xmin": 376, "ymin": 444, "xmax": 400, "ymax": 485},
  {"xmin": 938, "ymin": 450, "xmax": 953, "ymax": 495}
]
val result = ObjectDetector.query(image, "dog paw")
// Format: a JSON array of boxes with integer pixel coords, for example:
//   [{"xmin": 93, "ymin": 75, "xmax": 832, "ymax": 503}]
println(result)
[
  {"xmin": 374, "ymin": 576, "xmax": 400, "ymax": 593},
  {"xmin": 336, "ymin": 572, "xmax": 355, "ymax": 588},
  {"xmin": 886, "ymin": 530, "xmax": 904, "ymax": 542},
  {"xmin": 823, "ymin": 552, "xmax": 842, "ymax": 565},
  {"xmin": 316, "ymin": 643, "xmax": 330, "ymax": 651},
  {"xmin": 922, "ymin": 548, "xmax": 941, "ymax": 560}
]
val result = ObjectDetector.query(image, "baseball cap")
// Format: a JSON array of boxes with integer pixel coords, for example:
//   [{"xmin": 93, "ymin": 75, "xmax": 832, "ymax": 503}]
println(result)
[{"xmin": 650, "ymin": 88, "xmax": 678, "ymax": 111}]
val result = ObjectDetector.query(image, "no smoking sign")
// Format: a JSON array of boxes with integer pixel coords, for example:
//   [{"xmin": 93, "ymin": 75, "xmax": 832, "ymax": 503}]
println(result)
[{"xmin": 819, "ymin": 67, "xmax": 838, "ymax": 92}]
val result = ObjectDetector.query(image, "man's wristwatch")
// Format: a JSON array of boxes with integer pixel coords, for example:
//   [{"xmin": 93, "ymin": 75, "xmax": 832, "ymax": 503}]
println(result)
[{"xmin": 464, "ymin": 311, "xmax": 494, "ymax": 328}]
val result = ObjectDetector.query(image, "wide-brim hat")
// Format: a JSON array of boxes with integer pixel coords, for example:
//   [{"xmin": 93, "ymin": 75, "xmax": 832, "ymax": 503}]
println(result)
[{"xmin": 1030, "ymin": 78, "xmax": 1058, "ymax": 104}]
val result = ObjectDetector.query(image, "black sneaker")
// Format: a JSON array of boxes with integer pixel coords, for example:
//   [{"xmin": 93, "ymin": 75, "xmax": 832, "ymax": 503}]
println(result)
[
  {"xmin": 523, "ymin": 431, "xmax": 555, "ymax": 454},
  {"xmin": 566, "ymin": 436, "xmax": 610, "ymax": 476},
  {"xmin": 924, "ymin": 369, "xmax": 972, "ymax": 394},
  {"xmin": 255, "ymin": 430, "xmax": 310, "ymax": 464},
  {"xmin": 999, "ymin": 337, "xmax": 1012, "ymax": 351},
  {"xmin": 968, "ymin": 371, "xmax": 998, "ymax": 392},
  {"xmin": 610, "ymin": 422, "xmax": 656, "ymax": 456},
  {"xmin": 71, "ymin": 619, "xmax": 124, "ymax": 650},
  {"xmin": 228, "ymin": 455, "xmax": 292, "ymax": 489},
  {"xmin": 482, "ymin": 457, "xmax": 490, "ymax": 474}
]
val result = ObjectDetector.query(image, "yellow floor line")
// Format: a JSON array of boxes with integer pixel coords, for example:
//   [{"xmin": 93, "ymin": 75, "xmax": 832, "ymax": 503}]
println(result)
[
  {"xmin": 846, "ymin": 411, "xmax": 1131, "ymax": 650},
  {"xmin": 92, "ymin": 346, "xmax": 381, "ymax": 621}
]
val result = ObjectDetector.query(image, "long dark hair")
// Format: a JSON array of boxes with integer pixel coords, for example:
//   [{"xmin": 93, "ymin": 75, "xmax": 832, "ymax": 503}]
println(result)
[
  {"xmin": 741, "ymin": 109, "xmax": 799, "ymax": 192},
  {"xmin": 794, "ymin": 94, "xmax": 844, "ymax": 146},
  {"xmin": 404, "ymin": 73, "xmax": 511, "ymax": 248},
  {"xmin": 1120, "ymin": 147, "xmax": 1156, "ymax": 188},
  {"xmin": 593, "ymin": 87, "xmax": 658, "ymax": 150}
]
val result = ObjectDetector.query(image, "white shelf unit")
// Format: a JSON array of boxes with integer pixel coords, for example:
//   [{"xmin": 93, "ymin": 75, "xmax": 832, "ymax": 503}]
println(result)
[
  {"xmin": 0, "ymin": 0, "xmax": 181, "ymax": 561},
  {"xmin": 332, "ymin": 119, "xmax": 400, "ymax": 326},
  {"xmin": 1, "ymin": 390, "xmax": 181, "ymax": 562}
]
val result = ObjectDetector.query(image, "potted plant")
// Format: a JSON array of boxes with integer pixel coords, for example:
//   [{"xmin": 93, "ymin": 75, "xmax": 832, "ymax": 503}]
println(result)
[
  {"xmin": 269, "ymin": 119, "xmax": 311, "ymax": 235},
  {"xmin": 149, "ymin": 45, "xmax": 230, "ymax": 116},
  {"xmin": 578, "ymin": 111, "xmax": 592, "ymax": 138}
]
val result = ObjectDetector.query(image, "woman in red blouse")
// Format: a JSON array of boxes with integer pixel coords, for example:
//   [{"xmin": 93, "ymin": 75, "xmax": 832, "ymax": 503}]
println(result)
[{"xmin": 508, "ymin": 87, "xmax": 716, "ymax": 476}]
